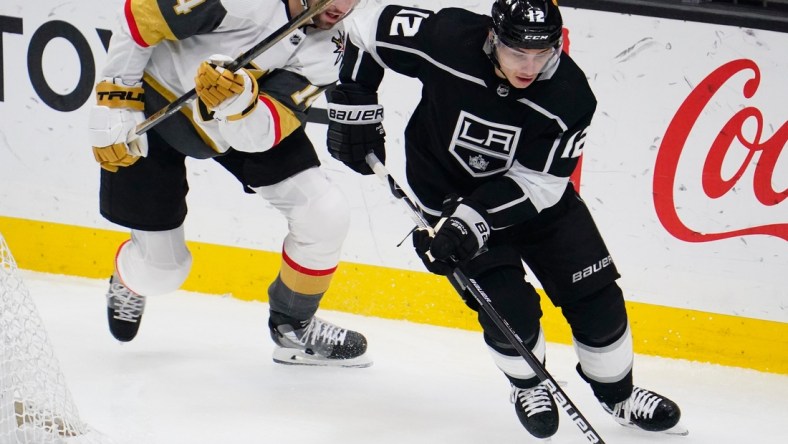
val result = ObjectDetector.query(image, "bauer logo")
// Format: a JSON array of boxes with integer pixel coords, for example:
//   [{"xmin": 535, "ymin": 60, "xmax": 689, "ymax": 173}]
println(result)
[
  {"xmin": 327, "ymin": 104, "xmax": 384, "ymax": 124},
  {"xmin": 572, "ymin": 255, "xmax": 613, "ymax": 283},
  {"xmin": 449, "ymin": 111, "xmax": 520, "ymax": 177}
]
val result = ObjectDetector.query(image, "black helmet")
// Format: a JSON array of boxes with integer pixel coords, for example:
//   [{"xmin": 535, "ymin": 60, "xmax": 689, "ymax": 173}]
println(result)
[{"xmin": 491, "ymin": 0, "xmax": 563, "ymax": 50}]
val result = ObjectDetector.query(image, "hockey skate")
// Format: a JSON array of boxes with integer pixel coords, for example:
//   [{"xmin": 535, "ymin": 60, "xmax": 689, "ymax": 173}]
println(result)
[
  {"xmin": 106, "ymin": 275, "xmax": 146, "ymax": 342},
  {"xmin": 511, "ymin": 382, "xmax": 559, "ymax": 440},
  {"xmin": 601, "ymin": 386, "xmax": 688, "ymax": 436},
  {"xmin": 269, "ymin": 312, "xmax": 371, "ymax": 368}
]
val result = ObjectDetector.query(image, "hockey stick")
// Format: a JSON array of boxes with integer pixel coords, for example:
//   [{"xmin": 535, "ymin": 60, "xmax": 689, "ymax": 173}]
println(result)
[
  {"xmin": 364, "ymin": 153, "xmax": 605, "ymax": 444},
  {"xmin": 132, "ymin": 0, "xmax": 336, "ymax": 137}
]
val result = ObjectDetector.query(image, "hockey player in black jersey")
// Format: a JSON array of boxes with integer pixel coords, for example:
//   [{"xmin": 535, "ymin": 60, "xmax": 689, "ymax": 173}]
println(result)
[{"xmin": 327, "ymin": 0, "xmax": 686, "ymax": 438}]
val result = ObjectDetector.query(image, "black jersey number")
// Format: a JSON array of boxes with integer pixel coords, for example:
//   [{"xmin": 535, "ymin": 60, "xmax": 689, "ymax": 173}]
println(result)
[
  {"xmin": 174, "ymin": 0, "xmax": 208, "ymax": 15},
  {"xmin": 389, "ymin": 9, "xmax": 431, "ymax": 37}
]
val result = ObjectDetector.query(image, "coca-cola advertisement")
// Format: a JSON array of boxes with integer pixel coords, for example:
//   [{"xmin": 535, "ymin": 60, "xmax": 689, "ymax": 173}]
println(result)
[{"xmin": 558, "ymin": 9, "xmax": 787, "ymax": 323}]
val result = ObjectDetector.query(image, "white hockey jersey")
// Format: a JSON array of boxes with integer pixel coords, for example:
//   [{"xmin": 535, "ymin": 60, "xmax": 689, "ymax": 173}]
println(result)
[{"xmin": 101, "ymin": 0, "xmax": 346, "ymax": 157}]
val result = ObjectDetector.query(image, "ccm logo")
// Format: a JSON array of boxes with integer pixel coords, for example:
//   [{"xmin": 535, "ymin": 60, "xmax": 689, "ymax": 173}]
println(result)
[{"xmin": 572, "ymin": 255, "xmax": 613, "ymax": 283}]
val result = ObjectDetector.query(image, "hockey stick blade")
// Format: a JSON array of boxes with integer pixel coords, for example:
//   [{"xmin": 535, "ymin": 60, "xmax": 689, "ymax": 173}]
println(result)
[
  {"xmin": 365, "ymin": 153, "xmax": 606, "ymax": 443},
  {"xmin": 133, "ymin": 0, "xmax": 336, "ymax": 137}
]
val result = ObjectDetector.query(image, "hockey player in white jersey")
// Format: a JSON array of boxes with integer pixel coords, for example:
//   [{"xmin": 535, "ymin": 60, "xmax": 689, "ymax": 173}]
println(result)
[
  {"xmin": 327, "ymin": 0, "xmax": 687, "ymax": 437},
  {"xmin": 89, "ymin": 0, "xmax": 371, "ymax": 367}
]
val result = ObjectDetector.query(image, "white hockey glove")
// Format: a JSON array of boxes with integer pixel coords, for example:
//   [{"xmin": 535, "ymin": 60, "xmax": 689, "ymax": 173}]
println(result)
[
  {"xmin": 195, "ymin": 54, "xmax": 258, "ymax": 120},
  {"xmin": 89, "ymin": 79, "xmax": 148, "ymax": 172}
]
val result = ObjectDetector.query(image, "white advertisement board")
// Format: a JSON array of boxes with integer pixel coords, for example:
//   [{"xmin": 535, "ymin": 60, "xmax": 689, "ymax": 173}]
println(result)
[{"xmin": 0, "ymin": 0, "xmax": 785, "ymax": 322}]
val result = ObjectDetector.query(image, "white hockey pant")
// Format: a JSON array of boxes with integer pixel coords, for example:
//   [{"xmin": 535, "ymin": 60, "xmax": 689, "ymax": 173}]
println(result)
[{"xmin": 251, "ymin": 167, "xmax": 350, "ymax": 273}]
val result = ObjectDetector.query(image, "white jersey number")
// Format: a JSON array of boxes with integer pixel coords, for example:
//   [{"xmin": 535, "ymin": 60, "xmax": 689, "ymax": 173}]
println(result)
[
  {"xmin": 389, "ymin": 10, "xmax": 431, "ymax": 37},
  {"xmin": 561, "ymin": 127, "xmax": 588, "ymax": 159},
  {"xmin": 174, "ymin": 0, "xmax": 207, "ymax": 15},
  {"xmin": 291, "ymin": 85, "xmax": 322, "ymax": 109}
]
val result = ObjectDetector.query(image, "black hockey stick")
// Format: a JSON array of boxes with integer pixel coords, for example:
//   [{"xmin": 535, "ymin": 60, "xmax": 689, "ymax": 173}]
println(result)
[
  {"xmin": 364, "ymin": 153, "xmax": 605, "ymax": 444},
  {"xmin": 132, "ymin": 0, "xmax": 336, "ymax": 137}
]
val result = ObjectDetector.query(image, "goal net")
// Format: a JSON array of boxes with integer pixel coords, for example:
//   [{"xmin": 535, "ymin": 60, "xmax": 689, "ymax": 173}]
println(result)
[{"xmin": 0, "ymin": 232, "xmax": 112, "ymax": 444}]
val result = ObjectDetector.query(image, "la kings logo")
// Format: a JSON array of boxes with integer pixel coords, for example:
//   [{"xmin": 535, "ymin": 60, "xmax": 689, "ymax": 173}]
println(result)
[{"xmin": 449, "ymin": 111, "xmax": 521, "ymax": 177}]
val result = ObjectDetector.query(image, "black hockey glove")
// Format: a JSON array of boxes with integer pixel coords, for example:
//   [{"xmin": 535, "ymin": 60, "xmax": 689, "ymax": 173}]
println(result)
[
  {"xmin": 326, "ymin": 83, "xmax": 386, "ymax": 175},
  {"xmin": 429, "ymin": 196, "xmax": 491, "ymax": 264},
  {"xmin": 412, "ymin": 228, "xmax": 455, "ymax": 276}
]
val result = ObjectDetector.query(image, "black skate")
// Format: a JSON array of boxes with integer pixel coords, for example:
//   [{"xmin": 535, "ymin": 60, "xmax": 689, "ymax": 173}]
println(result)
[
  {"xmin": 601, "ymin": 386, "xmax": 688, "ymax": 435},
  {"xmin": 511, "ymin": 382, "xmax": 559, "ymax": 440},
  {"xmin": 106, "ymin": 276, "xmax": 146, "ymax": 342},
  {"xmin": 269, "ymin": 312, "xmax": 371, "ymax": 368}
]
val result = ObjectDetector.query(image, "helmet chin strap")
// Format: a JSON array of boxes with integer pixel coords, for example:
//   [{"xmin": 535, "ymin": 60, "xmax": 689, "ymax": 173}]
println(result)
[{"xmin": 300, "ymin": 0, "xmax": 309, "ymax": 10}]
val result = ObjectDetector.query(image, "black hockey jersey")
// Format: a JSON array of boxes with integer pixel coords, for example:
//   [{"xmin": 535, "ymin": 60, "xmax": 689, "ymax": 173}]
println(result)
[{"xmin": 342, "ymin": 6, "xmax": 596, "ymax": 229}]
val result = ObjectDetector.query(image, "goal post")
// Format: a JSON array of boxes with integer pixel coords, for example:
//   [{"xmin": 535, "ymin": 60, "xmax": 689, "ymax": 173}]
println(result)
[{"xmin": 0, "ymin": 232, "xmax": 112, "ymax": 444}]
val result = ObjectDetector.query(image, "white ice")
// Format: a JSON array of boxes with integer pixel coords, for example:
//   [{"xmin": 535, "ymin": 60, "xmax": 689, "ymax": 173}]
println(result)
[{"xmin": 22, "ymin": 271, "xmax": 788, "ymax": 444}]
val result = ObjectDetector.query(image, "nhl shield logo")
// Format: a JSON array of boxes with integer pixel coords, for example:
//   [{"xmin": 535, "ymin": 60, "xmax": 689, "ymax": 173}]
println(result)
[
  {"xmin": 497, "ymin": 84, "xmax": 509, "ymax": 97},
  {"xmin": 449, "ymin": 111, "xmax": 520, "ymax": 177},
  {"xmin": 290, "ymin": 34, "xmax": 302, "ymax": 45}
]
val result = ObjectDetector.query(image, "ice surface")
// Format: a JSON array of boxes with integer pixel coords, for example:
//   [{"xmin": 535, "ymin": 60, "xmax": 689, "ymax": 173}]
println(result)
[{"xmin": 20, "ymin": 271, "xmax": 788, "ymax": 444}]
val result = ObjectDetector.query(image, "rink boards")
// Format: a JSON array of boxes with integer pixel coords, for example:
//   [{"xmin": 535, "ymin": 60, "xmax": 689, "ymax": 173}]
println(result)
[{"xmin": 0, "ymin": 1, "xmax": 785, "ymax": 374}]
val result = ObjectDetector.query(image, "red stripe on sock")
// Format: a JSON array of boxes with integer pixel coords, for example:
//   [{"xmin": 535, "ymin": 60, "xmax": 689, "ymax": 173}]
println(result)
[{"xmin": 282, "ymin": 249, "xmax": 337, "ymax": 277}]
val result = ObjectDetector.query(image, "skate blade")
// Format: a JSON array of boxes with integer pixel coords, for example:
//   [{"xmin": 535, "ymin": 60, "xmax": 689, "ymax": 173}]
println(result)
[
  {"xmin": 618, "ymin": 421, "xmax": 689, "ymax": 436},
  {"xmin": 662, "ymin": 422, "xmax": 689, "ymax": 436},
  {"xmin": 272, "ymin": 347, "xmax": 373, "ymax": 368}
]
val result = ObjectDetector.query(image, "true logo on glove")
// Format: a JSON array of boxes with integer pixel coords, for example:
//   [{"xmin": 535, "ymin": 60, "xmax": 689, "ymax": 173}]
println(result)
[
  {"xmin": 96, "ymin": 90, "xmax": 144, "ymax": 102},
  {"xmin": 95, "ymin": 82, "xmax": 145, "ymax": 111}
]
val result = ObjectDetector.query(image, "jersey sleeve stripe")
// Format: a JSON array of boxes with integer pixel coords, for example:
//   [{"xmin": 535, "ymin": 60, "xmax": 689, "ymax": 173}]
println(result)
[
  {"xmin": 375, "ymin": 41, "xmax": 487, "ymax": 87},
  {"xmin": 125, "ymin": 0, "xmax": 177, "ymax": 47},
  {"xmin": 124, "ymin": 0, "xmax": 147, "ymax": 47},
  {"xmin": 259, "ymin": 95, "xmax": 282, "ymax": 146},
  {"xmin": 259, "ymin": 94, "xmax": 302, "ymax": 147}
]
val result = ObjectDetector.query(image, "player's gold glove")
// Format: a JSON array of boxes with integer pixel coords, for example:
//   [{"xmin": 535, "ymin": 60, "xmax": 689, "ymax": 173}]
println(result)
[
  {"xmin": 195, "ymin": 61, "xmax": 245, "ymax": 109},
  {"xmin": 195, "ymin": 55, "xmax": 258, "ymax": 120}
]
